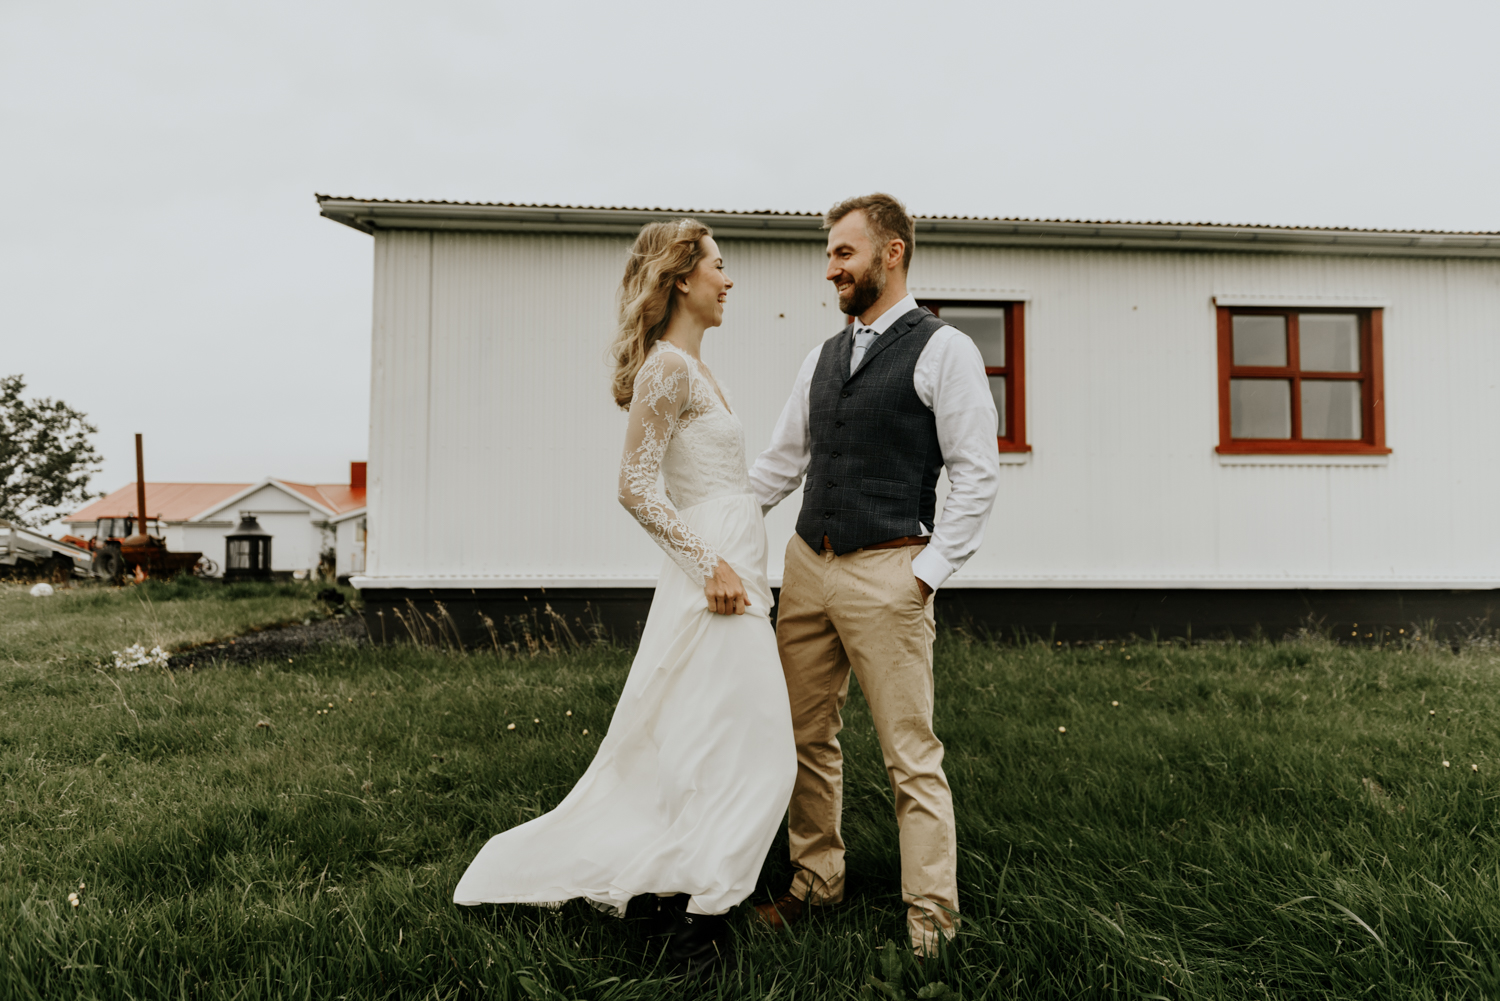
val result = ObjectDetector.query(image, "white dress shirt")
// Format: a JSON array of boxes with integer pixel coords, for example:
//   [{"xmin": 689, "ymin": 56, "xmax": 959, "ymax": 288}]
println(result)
[{"xmin": 749, "ymin": 294, "xmax": 1001, "ymax": 590}]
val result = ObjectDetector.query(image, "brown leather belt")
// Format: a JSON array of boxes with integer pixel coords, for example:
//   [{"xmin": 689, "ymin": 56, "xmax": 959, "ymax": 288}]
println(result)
[{"xmin": 823, "ymin": 534, "xmax": 928, "ymax": 552}]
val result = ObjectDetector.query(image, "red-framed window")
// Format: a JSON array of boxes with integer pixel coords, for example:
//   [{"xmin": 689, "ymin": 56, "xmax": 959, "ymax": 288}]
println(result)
[
  {"xmin": 1216, "ymin": 307, "xmax": 1388, "ymax": 455},
  {"xmin": 919, "ymin": 300, "xmax": 1029, "ymax": 452}
]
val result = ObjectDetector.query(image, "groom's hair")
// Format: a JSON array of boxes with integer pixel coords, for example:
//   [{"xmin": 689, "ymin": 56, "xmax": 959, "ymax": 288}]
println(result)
[{"xmin": 823, "ymin": 193, "xmax": 914, "ymax": 273}]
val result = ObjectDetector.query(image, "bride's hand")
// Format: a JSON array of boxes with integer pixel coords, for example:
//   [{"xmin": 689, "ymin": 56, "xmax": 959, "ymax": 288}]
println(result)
[{"xmin": 705, "ymin": 560, "xmax": 751, "ymax": 615}]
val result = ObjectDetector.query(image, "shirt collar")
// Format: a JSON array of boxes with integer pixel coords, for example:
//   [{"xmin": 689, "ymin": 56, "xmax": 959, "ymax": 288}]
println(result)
[{"xmin": 859, "ymin": 294, "xmax": 919, "ymax": 336}]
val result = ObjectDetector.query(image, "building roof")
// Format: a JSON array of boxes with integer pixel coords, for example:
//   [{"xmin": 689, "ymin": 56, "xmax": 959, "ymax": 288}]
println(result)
[
  {"xmin": 316, "ymin": 195, "xmax": 1500, "ymax": 259},
  {"xmin": 66, "ymin": 483, "xmax": 252, "ymax": 523},
  {"xmin": 282, "ymin": 481, "xmax": 366, "ymax": 515},
  {"xmin": 330, "ymin": 504, "xmax": 368, "ymax": 525},
  {"xmin": 66, "ymin": 480, "xmax": 366, "ymax": 523}
]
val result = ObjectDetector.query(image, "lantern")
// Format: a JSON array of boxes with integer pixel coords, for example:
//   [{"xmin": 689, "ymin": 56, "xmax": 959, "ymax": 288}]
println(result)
[{"xmin": 224, "ymin": 514, "xmax": 272, "ymax": 582}]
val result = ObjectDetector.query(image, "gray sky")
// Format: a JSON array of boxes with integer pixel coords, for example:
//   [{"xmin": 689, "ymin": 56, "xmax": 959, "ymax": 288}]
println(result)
[{"xmin": 4, "ymin": 0, "xmax": 1497, "ymax": 518}]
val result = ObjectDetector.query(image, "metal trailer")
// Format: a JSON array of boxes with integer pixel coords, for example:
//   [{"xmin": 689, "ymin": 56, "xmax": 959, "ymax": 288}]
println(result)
[{"xmin": 0, "ymin": 519, "xmax": 97, "ymax": 580}]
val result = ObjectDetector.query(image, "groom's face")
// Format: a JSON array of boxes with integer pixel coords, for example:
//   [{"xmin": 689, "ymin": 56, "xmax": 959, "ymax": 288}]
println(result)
[{"xmin": 825, "ymin": 210, "xmax": 888, "ymax": 319}]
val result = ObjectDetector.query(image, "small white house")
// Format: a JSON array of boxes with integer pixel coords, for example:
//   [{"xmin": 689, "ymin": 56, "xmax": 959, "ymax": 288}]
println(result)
[
  {"xmin": 66, "ymin": 463, "xmax": 367, "ymax": 578},
  {"xmin": 319, "ymin": 196, "xmax": 1500, "ymax": 640}
]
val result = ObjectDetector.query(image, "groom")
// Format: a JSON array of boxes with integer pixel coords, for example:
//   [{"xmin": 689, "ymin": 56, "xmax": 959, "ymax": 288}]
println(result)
[{"xmin": 748, "ymin": 193, "xmax": 1001, "ymax": 956}]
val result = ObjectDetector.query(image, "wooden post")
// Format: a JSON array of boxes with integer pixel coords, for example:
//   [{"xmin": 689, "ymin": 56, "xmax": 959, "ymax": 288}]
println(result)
[{"xmin": 134, "ymin": 434, "xmax": 148, "ymax": 537}]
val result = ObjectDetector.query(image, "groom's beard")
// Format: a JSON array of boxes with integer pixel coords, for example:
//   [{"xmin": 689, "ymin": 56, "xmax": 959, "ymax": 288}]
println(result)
[{"xmin": 838, "ymin": 261, "xmax": 886, "ymax": 318}]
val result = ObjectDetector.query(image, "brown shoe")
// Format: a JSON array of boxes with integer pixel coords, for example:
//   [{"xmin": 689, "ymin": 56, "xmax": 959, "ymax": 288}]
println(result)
[{"xmin": 753, "ymin": 892, "xmax": 809, "ymax": 931}]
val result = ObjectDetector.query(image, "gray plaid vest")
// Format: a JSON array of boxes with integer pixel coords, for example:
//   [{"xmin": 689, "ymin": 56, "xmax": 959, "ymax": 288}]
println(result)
[{"xmin": 795, "ymin": 308, "xmax": 948, "ymax": 555}]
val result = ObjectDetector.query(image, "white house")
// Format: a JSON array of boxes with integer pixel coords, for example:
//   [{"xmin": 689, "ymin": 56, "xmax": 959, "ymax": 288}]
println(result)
[
  {"xmin": 319, "ymin": 195, "xmax": 1500, "ymax": 640},
  {"xmin": 66, "ymin": 463, "xmax": 367, "ymax": 578}
]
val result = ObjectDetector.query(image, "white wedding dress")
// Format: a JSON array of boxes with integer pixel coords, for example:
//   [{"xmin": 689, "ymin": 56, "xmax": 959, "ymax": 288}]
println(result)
[{"xmin": 454, "ymin": 342, "xmax": 796, "ymax": 916}]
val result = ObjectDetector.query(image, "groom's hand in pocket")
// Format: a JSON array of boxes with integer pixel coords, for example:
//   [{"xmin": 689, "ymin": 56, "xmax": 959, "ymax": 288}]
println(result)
[
  {"xmin": 705, "ymin": 560, "xmax": 751, "ymax": 615},
  {"xmin": 915, "ymin": 575, "xmax": 933, "ymax": 601}
]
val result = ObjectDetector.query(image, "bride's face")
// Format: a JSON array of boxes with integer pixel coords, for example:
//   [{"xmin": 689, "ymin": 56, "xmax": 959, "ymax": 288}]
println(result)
[{"xmin": 677, "ymin": 237, "xmax": 733, "ymax": 328}]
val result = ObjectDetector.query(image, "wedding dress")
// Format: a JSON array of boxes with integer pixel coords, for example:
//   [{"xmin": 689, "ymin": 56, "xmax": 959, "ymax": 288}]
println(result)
[{"xmin": 454, "ymin": 342, "xmax": 796, "ymax": 916}]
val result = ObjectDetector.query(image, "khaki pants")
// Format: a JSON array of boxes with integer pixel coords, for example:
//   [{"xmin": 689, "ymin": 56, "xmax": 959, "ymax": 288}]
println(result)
[{"xmin": 775, "ymin": 535, "xmax": 958, "ymax": 954}]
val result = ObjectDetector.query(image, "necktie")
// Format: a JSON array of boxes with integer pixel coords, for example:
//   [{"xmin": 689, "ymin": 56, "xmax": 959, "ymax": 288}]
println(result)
[{"xmin": 850, "ymin": 326, "xmax": 880, "ymax": 374}]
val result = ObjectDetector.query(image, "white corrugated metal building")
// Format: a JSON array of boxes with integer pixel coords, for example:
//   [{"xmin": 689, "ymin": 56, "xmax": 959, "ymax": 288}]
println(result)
[{"xmin": 319, "ymin": 197, "xmax": 1500, "ymax": 640}]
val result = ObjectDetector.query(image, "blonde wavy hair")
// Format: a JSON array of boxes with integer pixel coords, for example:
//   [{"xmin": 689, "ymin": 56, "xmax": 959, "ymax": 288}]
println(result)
[{"xmin": 610, "ymin": 218, "xmax": 712, "ymax": 409}]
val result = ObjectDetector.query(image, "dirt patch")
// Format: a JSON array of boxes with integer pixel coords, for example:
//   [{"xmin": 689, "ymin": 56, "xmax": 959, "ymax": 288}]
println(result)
[{"xmin": 177, "ymin": 614, "xmax": 369, "ymax": 668}]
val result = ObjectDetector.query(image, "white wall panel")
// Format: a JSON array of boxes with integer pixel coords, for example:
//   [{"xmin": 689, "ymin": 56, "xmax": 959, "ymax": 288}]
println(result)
[
  {"xmin": 423, "ymin": 232, "xmax": 644, "ymax": 580},
  {"xmin": 359, "ymin": 230, "xmax": 1500, "ymax": 589},
  {"xmin": 367, "ymin": 232, "xmax": 433, "ymax": 578}
]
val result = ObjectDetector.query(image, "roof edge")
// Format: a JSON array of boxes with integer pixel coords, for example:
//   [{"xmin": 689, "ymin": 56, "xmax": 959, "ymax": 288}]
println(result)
[
  {"xmin": 190, "ymin": 478, "xmax": 336, "ymax": 522},
  {"xmin": 315, "ymin": 196, "xmax": 1500, "ymax": 258}
]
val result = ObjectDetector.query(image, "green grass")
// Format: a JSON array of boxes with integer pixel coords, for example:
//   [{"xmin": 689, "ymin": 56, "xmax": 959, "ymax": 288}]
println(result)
[
  {"xmin": 0, "ymin": 576, "xmax": 327, "ymax": 668},
  {"xmin": 4, "ymin": 590, "xmax": 1500, "ymax": 999}
]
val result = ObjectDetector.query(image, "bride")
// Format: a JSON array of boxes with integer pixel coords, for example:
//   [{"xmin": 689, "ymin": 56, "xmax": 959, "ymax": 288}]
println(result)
[{"xmin": 454, "ymin": 219, "xmax": 796, "ymax": 977}]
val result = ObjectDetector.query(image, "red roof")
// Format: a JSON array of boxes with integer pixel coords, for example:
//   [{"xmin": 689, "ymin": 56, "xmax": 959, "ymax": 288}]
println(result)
[
  {"xmin": 67, "ymin": 480, "xmax": 365, "ymax": 523},
  {"xmin": 280, "ymin": 481, "xmax": 366, "ymax": 515},
  {"xmin": 67, "ymin": 483, "xmax": 252, "ymax": 523}
]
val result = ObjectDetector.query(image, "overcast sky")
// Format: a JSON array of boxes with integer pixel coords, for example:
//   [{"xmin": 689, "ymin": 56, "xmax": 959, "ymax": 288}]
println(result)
[{"xmin": 4, "ymin": 0, "xmax": 1497, "ymax": 520}]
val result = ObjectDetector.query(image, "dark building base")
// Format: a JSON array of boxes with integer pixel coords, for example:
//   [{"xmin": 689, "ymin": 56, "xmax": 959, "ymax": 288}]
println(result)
[
  {"xmin": 360, "ymin": 588, "xmax": 657, "ymax": 649},
  {"xmin": 360, "ymin": 586, "xmax": 1500, "ymax": 647},
  {"xmin": 937, "ymin": 588, "xmax": 1500, "ymax": 643}
]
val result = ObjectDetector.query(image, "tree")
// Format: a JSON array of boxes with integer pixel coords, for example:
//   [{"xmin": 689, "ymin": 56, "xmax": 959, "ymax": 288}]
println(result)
[{"xmin": 0, "ymin": 375, "xmax": 102, "ymax": 528}]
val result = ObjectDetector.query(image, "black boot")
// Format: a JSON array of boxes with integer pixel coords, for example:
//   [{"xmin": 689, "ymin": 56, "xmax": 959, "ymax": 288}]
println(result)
[
  {"xmin": 627, "ymin": 893, "xmax": 689, "ymax": 938},
  {"xmin": 667, "ymin": 909, "xmax": 731, "ymax": 978}
]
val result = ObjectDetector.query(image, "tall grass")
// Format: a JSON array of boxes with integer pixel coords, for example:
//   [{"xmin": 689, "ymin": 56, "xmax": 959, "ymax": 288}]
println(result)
[{"xmin": 3, "ymin": 601, "xmax": 1500, "ymax": 998}]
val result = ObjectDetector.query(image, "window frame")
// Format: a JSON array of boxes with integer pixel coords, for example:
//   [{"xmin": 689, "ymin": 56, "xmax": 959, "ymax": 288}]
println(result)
[
  {"xmin": 1216, "ymin": 305, "xmax": 1389, "ymax": 455},
  {"xmin": 918, "ymin": 299, "xmax": 1030, "ymax": 453}
]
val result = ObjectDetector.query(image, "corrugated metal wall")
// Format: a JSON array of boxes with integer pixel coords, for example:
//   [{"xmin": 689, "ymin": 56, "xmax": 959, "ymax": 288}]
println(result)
[{"xmin": 363, "ymin": 231, "xmax": 1500, "ymax": 588}]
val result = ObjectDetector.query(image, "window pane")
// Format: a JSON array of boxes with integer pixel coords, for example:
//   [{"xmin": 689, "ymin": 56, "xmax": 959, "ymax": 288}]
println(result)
[
  {"xmin": 1299, "ymin": 314, "xmax": 1360, "ymax": 372},
  {"xmin": 1232, "ymin": 315, "xmax": 1287, "ymax": 366},
  {"xmin": 1230, "ymin": 379, "xmax": 1291, "ymax": 438},
  {"xmin": 989, "ymin": 375, "xmax": 1006, "ymax": 438},
  {"xmin": 943, "ymin": 306, "xmax": 1005, "ymax": 366},
  {"xmin": 1301, "ymin": 380, "xmax": 1363, "ymax": 439}
]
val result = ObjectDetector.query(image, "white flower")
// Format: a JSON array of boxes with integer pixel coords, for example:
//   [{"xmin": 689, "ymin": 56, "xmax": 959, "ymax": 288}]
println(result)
[
  {"xmin": 1058, "ymin": 726, "xmax": 1067, "ymax": 734},
  {"xmin": 109, "ymin": 642, "xmax": 169, "ymax": 672},
  {"xmin": 67, "ymin": 892, "xmax": 78, "ymax": 903},
  {"xmin": 1472, "ymin": 764, "xmax": 1480, "ymax": 772},
  {"xmin": 583, "ymin": 729, "xmax": 589, "ymax": 735},
  {"xmin": 1111, "ymin": 701, "xmax": 1120, "ymax": 707},
  {"xmin": 1443, "ymin": 760, "xmax": 1451, "ymax": 768},
  {"xmin": 506, "ymin": 723, "xmax": 516, "ymax": 731}
]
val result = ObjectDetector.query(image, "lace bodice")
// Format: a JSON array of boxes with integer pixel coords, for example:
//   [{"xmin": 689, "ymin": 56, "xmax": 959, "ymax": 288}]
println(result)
[{"xmin": 618, "ymin": 342, "xmax": 752, "ymax": 584}]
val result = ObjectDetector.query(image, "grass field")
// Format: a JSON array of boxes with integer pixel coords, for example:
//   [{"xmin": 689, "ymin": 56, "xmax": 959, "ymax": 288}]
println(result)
[
  {"xmin": 0, "ymin": 576, "xmax": 326, "ymax": 668},
  {"xmin": 4, "ymin": 582, "xmax": 1500, "ymax": 999}
]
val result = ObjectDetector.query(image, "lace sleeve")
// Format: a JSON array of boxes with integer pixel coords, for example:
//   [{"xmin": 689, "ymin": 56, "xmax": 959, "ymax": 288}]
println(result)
[{"xmin": 618, "ymin": 350, "xmax": 722, "ymax": 584}]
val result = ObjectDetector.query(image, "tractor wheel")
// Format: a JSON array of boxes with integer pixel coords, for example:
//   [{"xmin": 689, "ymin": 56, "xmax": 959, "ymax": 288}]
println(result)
[{"xmin": 93, "ymin": 548, "xmax": 127, "ymax": 585}]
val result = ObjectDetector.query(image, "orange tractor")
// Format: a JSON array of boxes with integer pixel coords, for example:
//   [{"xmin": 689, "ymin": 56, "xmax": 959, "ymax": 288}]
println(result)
[{"xmin": 60, "ymin": 435, "xmax": 208, "ymax": 583}]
